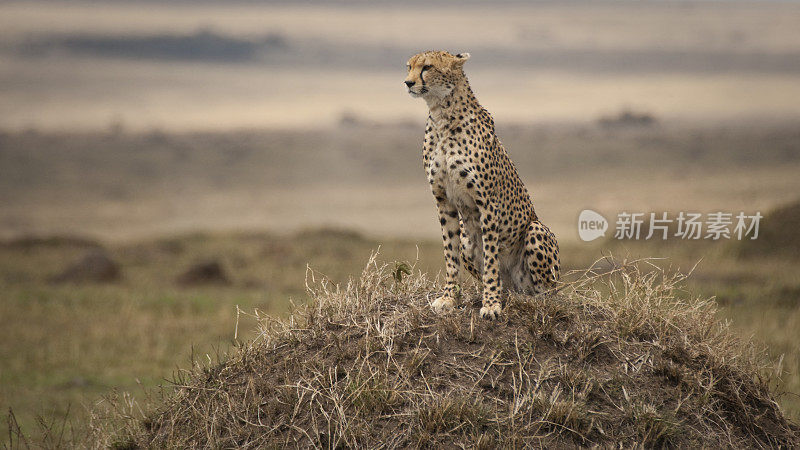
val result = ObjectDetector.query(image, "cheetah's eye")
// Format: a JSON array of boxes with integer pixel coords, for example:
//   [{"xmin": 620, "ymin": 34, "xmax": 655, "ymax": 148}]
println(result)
[{"xmin": 422, "ymin": 65, "xmax": 433, "ymax": 71}]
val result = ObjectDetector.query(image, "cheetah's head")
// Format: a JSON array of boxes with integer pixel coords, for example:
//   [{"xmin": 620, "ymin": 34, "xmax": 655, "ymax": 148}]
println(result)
[{"xmin": 404, "ymin": 51, "xmax": 470, "ymax": 101}]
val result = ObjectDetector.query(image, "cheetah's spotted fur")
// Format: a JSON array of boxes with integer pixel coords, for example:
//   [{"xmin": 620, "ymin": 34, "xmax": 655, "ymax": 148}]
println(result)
[{"xmin": 405, "ymin": 50, "xmax": 561, "ymax": 320}]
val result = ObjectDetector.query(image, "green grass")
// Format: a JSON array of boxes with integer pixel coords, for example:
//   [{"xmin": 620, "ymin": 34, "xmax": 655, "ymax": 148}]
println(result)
[
  {"xmin": 0, "ymin": 230, "xmax": 443, "ymax": 442},
  {"xmin": 1, "ymin": 229, "xmax": 798, "ymax": 445}
]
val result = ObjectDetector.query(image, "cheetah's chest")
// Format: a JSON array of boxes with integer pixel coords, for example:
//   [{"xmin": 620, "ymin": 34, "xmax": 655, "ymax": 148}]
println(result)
[{"xmin": 429, "ymin": 138, "xmax": 481, "ymax": 237}]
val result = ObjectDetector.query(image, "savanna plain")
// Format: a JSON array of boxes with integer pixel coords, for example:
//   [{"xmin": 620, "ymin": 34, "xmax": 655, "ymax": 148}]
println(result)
[{"xmin": 1, "ymin": 0, "xmax": 800, "ymax": 445}]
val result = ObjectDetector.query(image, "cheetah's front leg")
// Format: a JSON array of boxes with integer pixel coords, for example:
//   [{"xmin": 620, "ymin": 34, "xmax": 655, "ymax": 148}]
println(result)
[
  {"xmin": 432, "ymin": 191, "xmax": 461, "ymax": 313},
  {"xmin": 478, "ymin": 201, "xmax": 502, "ymax": 320}
]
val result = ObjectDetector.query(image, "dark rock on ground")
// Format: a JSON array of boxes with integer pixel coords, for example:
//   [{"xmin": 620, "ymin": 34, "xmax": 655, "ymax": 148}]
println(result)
[
  {"xmin": 51, "ymin": 249, "xmax": 121, "ymax": 283},
  {"xmin": 176, "ymin": 260, "xmax": 230, "ymax": 286}
]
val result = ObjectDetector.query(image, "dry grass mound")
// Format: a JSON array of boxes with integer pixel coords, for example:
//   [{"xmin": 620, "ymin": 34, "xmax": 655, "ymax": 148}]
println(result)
[
  {"xmin": 102, "ymin": 256, "xmax": 797, "ymax": 449},
  {"xmin": 737, "ymin": 199, "xmax": 800, "ymax": 260}
]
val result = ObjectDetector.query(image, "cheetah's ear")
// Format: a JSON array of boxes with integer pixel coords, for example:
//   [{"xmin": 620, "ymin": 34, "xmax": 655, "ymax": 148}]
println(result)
[{"xmin": 452, "ymin": 52, "xmax": 470, "ymax": 69}]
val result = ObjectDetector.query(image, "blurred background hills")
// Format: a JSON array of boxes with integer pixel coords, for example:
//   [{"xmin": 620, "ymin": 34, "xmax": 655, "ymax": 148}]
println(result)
[
  {"xmin": 3, "ymin": 1, "xmax": 800, "ymax": 131},
  {"xmin": 2, "ymin": 0, "xmax": 800, "ymax": 241}
]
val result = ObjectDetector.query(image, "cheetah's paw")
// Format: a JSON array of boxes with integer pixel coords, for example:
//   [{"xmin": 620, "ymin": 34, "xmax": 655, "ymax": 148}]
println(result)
[
  {"xmin": 479, "ymin": 303, "xmax": 502, "ymax": 320},
  {"xmin": 431, "ymin": 295, "xmax": 456, "ymax": 313}
]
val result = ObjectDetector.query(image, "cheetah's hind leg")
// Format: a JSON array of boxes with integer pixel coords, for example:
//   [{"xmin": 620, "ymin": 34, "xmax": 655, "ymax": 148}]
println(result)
[{"xmin": 524, "ymin": 220, "xmax": 561, "ymax": 293}]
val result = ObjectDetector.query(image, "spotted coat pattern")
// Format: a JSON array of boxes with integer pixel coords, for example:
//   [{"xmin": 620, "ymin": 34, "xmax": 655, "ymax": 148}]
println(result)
[{"xmin": 405, "ymin": 50, "xmax": 561, "ymax": 320}]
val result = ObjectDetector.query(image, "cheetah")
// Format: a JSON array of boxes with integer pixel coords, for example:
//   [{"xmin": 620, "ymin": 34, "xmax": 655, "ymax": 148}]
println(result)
[{"xmin": 405, "ymin": 50, "xmax": 561, "ymax": 320}]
